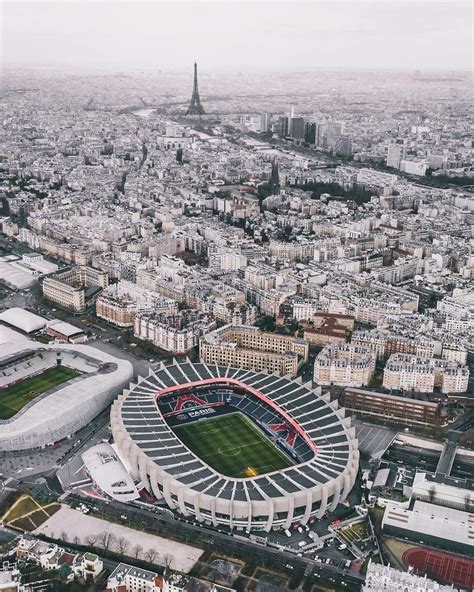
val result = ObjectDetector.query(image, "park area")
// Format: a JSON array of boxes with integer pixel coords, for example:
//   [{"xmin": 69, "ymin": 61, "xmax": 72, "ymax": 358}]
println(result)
[
  {"xmin": 1, "ymin": 494, "xmax": 60, "ymax": 531},
  {"xmin": 174, "ymin": 411, "xmax": 294, "ymax": 478},
  {"xmin": 340, "ymin": 519, "xmax": 370, "ymax": 544},
  {"xmin": 0, "ymin": 365, "xmax": 81, "ymax": 419}
]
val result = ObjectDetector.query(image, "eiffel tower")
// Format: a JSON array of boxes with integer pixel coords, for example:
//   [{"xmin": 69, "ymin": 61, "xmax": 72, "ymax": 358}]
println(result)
[{"xmin": 185, "ymin": 62, "xmax": 205, "ymax": 117}]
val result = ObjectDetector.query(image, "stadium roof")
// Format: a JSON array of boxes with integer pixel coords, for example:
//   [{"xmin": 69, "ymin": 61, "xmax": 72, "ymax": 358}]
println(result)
[
  {"xmin": 0, "ymin": 259, "xmax": 36, "ymax": 289},
  {"xmin": 82, "ymin": 442, "xmax": 139, "ymax": 502},
  {"xmin": 0, "ymin": 341, "xmax": 133, "ymax": 451},
  {"xmin": 0, "ymin": 307, "xmax": 47, "ymax": 333},
  {"xmin": 0, "ymin": 325, "xmax": 30, "ymax": 345}
]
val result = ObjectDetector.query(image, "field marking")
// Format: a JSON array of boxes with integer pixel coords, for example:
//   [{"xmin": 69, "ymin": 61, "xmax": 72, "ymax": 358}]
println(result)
[
  {"xmin": 238, "ymin": 413, "xmax": 295, "ymax": 467},
  {"xmin": 0, "ymin": 401, "xmax": 19, "ymax": 413},
  {"xmin": 203, "ymin": 439, "xmax": 264, "ymax": 459},
  {"xmin": 174, "ymin": 411, "xmax": 294, "ymax": 477},
  {"xmin": 218, "ymin": 444, "xmax": 242, "ymax": 457}
]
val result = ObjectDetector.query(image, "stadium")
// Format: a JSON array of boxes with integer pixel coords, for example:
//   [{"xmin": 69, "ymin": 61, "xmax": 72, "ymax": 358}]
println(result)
[
  {"xmin": 111, "ymin": 359, "xmax": 359, "ymax": 532},
  {"xmin": 0, "ymin": 341, "xmax": 133, "ymax": 451}
]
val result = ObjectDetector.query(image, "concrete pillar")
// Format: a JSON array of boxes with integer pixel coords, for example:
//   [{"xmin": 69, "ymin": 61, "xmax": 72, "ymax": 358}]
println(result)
[
  {"xmin": 317, "ymin": 485, "xmax": 328, "ymax": 518},
  {"xmin": 264, "ymin": 500, "xmax": 274, "ymax": 532},
  {"xmin": 284, "ymin": 497, "xmax": 295, "ymax": 530},
  {"xmin": 301, "ymin": 489, "xmax": 313, "ymax": 525},
  {"xmin": 138, "ymin": 455, "xmax": 150, "ymax": 492}
]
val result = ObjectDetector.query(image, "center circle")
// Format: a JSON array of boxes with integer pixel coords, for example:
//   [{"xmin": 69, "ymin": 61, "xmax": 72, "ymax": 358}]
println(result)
[{"xmin": 218, "ymin": 444, "xmax": 241, "ymax": 456}]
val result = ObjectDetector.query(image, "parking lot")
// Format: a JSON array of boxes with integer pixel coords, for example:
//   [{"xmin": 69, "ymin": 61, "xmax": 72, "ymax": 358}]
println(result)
[{"xmin": 354, "ymin": 421, "xmax": 397, "ymax": 459}]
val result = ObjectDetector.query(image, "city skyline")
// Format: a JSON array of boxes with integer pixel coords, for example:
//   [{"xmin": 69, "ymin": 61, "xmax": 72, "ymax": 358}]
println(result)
[
  {"xmin": 0, "ymin": 1, "xmax": 472, "ymax": 589},
  {"xmin": 2, "ymin": 0, "xmax": 472, "ymax": 72}
]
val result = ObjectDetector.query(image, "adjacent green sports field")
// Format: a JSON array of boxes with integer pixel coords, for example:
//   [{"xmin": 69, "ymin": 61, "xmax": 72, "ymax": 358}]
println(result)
[
  {"xmin": 174, "ymin": 412, "xmax": 295, "ymax": 478},
  {"xmin": 0, "ymin": 365, "xmax": 82, "ymax": 420}
]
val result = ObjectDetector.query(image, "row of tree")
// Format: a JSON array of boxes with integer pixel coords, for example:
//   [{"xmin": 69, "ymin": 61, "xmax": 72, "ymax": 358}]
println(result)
[{"xmin": 59, "ymin": 530, "xmax": 174, "ymax": 568}]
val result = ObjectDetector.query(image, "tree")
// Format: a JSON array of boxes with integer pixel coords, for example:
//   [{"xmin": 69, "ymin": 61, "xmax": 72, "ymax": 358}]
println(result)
[
  {"xmin": 85, "ymin": 534, "xmax": 98, "ymax": 547},
  {"xmin": 292, "ymin": 180, "xmax": 374, "ymax": 205},
  {"xmin": 98, "ymin": 531, "xmax": 115, "ymax": 551},
  {"xmin": 133, "ymin": 544, "xmax": 143, "ymax": 559},
  {"xmin": 144, "ymin": 548, "xmax": 157, "ymax": 564},
  {"xmin": 73, "ymin": 535, "xmax": 80, "ymax": 546},
  {"xmin": 117, "ymin": 536, "xmax": 129, "ymax": 556},
  {"xmin": 163, "ymin": 554, "xmax": 173, "ymax": 570},
  {"xmin": 60, "ymin": 531, "xmax": 69, "ymax": 542},
  {"xmin": 256, "ymin": 315, "xmax": 276, "ymax": 333},
  {"xmin": 58, "ymin": 565, "xmax": 72, "ymax": 581},
  {"xmin": 257, "ymin": 183, "xmax": 272, "ymax": 201}
]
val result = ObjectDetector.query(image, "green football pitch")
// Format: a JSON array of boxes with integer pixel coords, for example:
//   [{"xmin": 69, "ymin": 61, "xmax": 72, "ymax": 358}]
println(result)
[
  {"xmin": 0, "ymin": 365, "xmax": 82, "ymax": 420},
  {"xmin": 174, "ymin": 412, "xmax": 295, "ymax": 478}
]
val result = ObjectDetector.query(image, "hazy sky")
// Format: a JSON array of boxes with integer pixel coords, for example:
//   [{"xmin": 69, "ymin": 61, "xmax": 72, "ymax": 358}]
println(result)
[{"xmin": 1, "ymin": 0, "xmax": 472, "ymax": 71}]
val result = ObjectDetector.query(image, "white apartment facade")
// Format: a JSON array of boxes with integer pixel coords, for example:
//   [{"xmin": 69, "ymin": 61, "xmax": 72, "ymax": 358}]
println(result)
[
  {"xmin": 313, "ymin": 343, "xmax": 376, "ymax": 387},
  {"xmin": 383, "ymin": 353, "xmax": 469, "ymax": 393}
]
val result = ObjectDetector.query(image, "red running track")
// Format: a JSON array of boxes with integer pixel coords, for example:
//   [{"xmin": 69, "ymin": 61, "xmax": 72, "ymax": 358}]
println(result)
[{"xmin": 402, "ymin": 547, "xmax": 474, "ymax": 590}]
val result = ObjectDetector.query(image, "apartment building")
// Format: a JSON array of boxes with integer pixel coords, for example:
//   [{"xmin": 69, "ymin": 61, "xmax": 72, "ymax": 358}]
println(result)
[
  {"xmin": 363, "ymin": 562, "xmax": 455, "ymax": 592},
  {"xmin": 200, "ymin": 324, "xmax": 309, "ymax": 377},
  {"xmin": 211, "ymin": 299, "xmax": 257, "ymax": 326},
  {"xmin": 106, "ymin": 562, "xmax": 235, "ymax": 592},
  {"xmin": 16, "ymin": 538, "xmax": 103, "ymax": 581},
  {"xmin": 313, "ymin": 343, "xmax": 375, "ymax": 387},
  {"xmin": 96, "ymin": 281, "xmax": 178, "ymax": 328},
  {"xmin": 355, "ymin": 296, "xmax": 417, "ymax": 325},
  {"xmin": 442, "ymin": 341, "xmax": 468, "ymax": 365},
  {"xmin": 342, "ymin": 387, "xmax": 440, "ymax": 425},
  {"xmin": 356, "ymin": 168, "xmax": 398, "ymax": 192},
  {"xmin": 107, "ymin": 564, "xmax": 179, "ymax": 592},
  {"xmin": 42, "ymin": 266, "xmax": 109, "ymax": 313},
  {"xmin": 135, "ymin": 311, "xmax": 216, "ymax": 355},
  {"xmin": 292, "ymin": 300, "xmax": 322, "ymax": 322},
  {"xmin": 437, "ymin": 294, "xmax": 474, "ymax": 319},
  {"xmin": 208, "ymin": 247, "xmax": 247, "ymax": 272},
  {"xmin": 383, "ymin": 353, "xmax": 469, "ymax": 393},
  {"xmin": 371, "ymin": 256, "xmax": 423, "ymax": 284},
  {"xmin": 351, "ymin": 330, "xmax": 436, "ymax": 359},
  {"xmin": 96, "ymin": 295, "xmax": 137, "ymax": 327},
  {"xmin": 268, "ymin": 239, "xmax": 315, "ymax": 262}
]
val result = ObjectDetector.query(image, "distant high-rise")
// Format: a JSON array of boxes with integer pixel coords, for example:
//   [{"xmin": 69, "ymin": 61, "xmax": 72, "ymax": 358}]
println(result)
[
  {"xmin": 315, "ymin": 123, "xmax": 328, "ymax": 149},
  {"xmin": 289, "ymin": 117, "xmax": 305, "ymax": 140},
  {"xmin": 304, "ymin": 122, "xmax": 316, "ymax": 144},
  {"xmin": 260, "ymin": 113, "xmax": 270, "ymax": 132},
  {"xmin": 186, "ymin": 62, "xmax": 205, "ymax": 117},
  {"xmin": 386, "ymin": 140, "xmax": 407, "ymax": 169},
  {"xmin": 327, "ymin": 121, "xmax": 344, "ymax": 149},
  {"xmin": 334, "ymin": 135, "xmax": 353, "ymax": 158},
  {"xmin": 270, "ymin": 159, "xmax": 280, "ymax": 195},
  {"xmin": 278, "ymin": 116, "xmax": 289, "ymax": 138}
]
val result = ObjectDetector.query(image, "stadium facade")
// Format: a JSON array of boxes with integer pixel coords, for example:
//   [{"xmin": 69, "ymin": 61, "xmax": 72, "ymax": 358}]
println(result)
[
  {"xmin": 111, "ymin": 359, "xmax": 359, "ymax": 532},
  {"xmin": 0, "ymin": 342, "xmax": 133, "ymax": 451}
]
